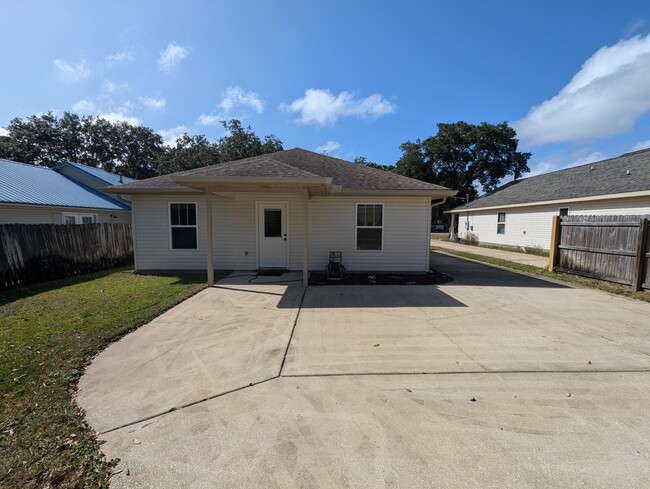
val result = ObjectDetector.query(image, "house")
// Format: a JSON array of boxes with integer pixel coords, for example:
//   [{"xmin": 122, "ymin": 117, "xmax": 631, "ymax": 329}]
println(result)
[
  {"xmin": 0, "ymin": 158, "xmax": 134, "ymax": 225},
  {"xmin": 449, "ymin": 148, "xmax": 650, "ymax": 250},
  {"xmin": 109, "ymin": 148, "xmax": 456, "ymax": 285}
]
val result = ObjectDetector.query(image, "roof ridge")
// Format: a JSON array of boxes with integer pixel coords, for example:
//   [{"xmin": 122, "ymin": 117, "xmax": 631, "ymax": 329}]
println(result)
[
  {"xmin": 619, "ymin": 147, "xmax": 650, "ymax": 157},
  {"xmin": 0, "ymin": 158, "xmax": 52, "ymax": 170},
  {"xmin": 524, "ymin": 147, "xmax": 650, "ymax": 181}
]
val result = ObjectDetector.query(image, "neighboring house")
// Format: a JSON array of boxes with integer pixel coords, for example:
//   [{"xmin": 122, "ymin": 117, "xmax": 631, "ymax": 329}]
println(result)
[
  {"xmin": 449, "ymin": 148, "xmax": 650, "ymax": 250},
  {"xmin": 0, "ymin": 159, "xmax": 134, "ymax": 225},
  {"xmin": 110, "ymin": 148, "xmax": 456, "ymax": 285}
]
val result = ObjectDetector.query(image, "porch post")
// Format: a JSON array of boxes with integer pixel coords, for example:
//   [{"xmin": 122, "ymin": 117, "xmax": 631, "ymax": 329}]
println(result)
[
  {"xmin": 450, "ymin": 213, "xmax": 457, "ymax": 241},
  {"xmin": 205, "ymin": 190, "xmax": 214, "ymax": 286},
  {"xmin": 302, "ymin": 191, "xmax": 309, "ymax": 287}
]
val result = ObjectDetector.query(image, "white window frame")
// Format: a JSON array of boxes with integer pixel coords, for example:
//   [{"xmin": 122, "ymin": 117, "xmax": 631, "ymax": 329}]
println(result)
[
  {"xmin": 62, "ymin": 212, "xmax": 97, "ymax": 224},
  {"xmin": 497, "ymin": 212, "xmax": 506, "ymax": 235},
  {"xmin": 168, "ymin": 202, "xmax": 199, "ymax": 251},
  {"xmin": 355, "ymin": 203, "xmax": 384, "ymax": 252}
]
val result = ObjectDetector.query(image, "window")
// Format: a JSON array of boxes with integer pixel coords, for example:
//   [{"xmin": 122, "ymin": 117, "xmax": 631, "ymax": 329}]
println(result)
[
  {"xmin": 497, "ymin": 212, "xmax": 506, "ymax": 234},
  {"xmin": 264, "ymin": 209, "xmax": 282, "ymax": 237},
  {"xmin": 62, "ymin": 212, "xmax": 96, "ymax": 225},
  {"xmin": 356, "ymin": 203, "xmax": 383, "ymax": 250},
  {"xmin": 559, "ymin": 208, "xmax": 569, "ymax": 217},
  {"xmin": 170, "ymin": 203, "xmax": 198, "ymax": 249}
]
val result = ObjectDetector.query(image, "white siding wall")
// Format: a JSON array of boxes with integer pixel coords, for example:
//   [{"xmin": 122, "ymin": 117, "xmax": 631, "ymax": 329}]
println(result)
[
  {"xmin": 457, "ymin": 195, "xmax": 650, "ymax": 250},
  {"xmin": 132, "ymin": 193, "xmax": 431, "ymax": 272},
  {"xmin": 308, "ymin": 195, "xmax": 430, "ymax": 271},
  {"xmin": 0, "ymin": 204, "xmax": 130, "ymax": 224}
]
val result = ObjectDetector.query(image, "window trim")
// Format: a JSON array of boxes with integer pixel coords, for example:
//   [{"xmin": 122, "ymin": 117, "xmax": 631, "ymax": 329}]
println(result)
[
  {"xmin": 168, "ymin": 202, "xmax": 199, "ymax": 251},
  {"xmin": 496, "ymin": 211, "xmax": 506, "ymax": 235},
  {"xmin": 62, "ymin": 212, "xmax": 97, "ymax": 224},
  {"xmin": 355, "ymin": 203, "xmax": 384, "ymax": 252}
]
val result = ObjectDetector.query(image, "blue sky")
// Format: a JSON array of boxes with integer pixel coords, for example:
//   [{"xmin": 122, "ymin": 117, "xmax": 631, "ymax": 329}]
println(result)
[{"xmin": 1, "ymin": 0, "xmax": 650, "ymax": 177}]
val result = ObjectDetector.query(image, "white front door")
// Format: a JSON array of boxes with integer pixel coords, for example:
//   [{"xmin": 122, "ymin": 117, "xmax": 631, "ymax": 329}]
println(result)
[{"xmin": 257, "ymin": 203, "xmax": 288, "ymax": 268}]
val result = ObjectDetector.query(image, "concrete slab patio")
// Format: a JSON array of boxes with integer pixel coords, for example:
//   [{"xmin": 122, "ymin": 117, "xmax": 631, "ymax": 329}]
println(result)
[
  {"xmin": 284, "ymin": 253, "xmax": 650, "ymax": 375},
  {"xmin": 77, "ymin": 254, "xmax": 650, "ymax": 488},
  {"xmin": 77, "ymin": 272, "xmax": 304, "ymax": 433}
]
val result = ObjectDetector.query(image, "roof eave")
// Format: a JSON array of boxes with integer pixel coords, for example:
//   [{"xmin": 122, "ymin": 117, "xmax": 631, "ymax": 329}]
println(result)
[
  {"xmin": 337, "ymin": 188, "xmax": 457, "ymax": 197},
  {"xmin": 448, "ymin": 189, "xmax": 650, "ymax": 213},
  {"xmin": 100, "ymin": 186, "xmax": 202, "ymax": 195}
]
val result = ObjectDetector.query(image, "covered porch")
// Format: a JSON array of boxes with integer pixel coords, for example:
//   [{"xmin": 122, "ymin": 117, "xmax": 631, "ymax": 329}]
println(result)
[{"xmin": 171, "ymin": 174, "xmax": 334, "ymax": 287}]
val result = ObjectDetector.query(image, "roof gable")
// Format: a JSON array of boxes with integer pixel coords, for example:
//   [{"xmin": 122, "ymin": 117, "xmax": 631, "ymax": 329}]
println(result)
[{"xmin": 455, "ymin": 148, "xmax": 650, "ymax": 211}]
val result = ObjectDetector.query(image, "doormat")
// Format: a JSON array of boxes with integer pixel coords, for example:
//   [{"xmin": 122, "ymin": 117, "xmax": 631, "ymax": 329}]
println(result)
[{"xmin": 257, "ymin": 269, "xmax": 286, "ymax": 276}]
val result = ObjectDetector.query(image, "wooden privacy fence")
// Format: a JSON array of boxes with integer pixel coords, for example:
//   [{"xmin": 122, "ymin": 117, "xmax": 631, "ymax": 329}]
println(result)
[
  {"xmin": 0, "ymin": 223, "xmax": 133, "ymax": 289},
  {"xmin": 548, "ymin": 215, "xmax": 650, "ymax": 291}
]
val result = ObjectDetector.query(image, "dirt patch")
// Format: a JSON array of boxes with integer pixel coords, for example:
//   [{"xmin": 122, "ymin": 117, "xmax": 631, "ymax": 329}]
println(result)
[{"xmin": 308, "ymin": 270, "xmax": 453, "ymax": 286}]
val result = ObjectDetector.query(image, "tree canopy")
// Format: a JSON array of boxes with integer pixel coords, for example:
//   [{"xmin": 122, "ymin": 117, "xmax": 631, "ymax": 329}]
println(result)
[
  {"xmin": 396, "ymin": 121, "xmax": 530, "ymax": 201},
  {"xmin": 0, "ymin": 114, "xmax": 283, "ymax": 179}
]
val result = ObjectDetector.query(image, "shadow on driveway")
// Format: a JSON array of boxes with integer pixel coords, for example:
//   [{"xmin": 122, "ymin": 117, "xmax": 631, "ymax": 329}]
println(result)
[{"xmin": 430, "ymin": 251, "xmax": 568, "ymax": 288}]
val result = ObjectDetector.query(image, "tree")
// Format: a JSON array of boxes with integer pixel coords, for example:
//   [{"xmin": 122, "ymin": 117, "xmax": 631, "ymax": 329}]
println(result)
[
  {"xmin": 353, "ymin": 156, "xmax": 395, "ymax": 172},
  {"xmin": 156, "ymin": 134, "xmax": 220, "ymax": 175},
  {"xmin": 0, "ymin": 112, "xmax": 165, "ymax": 178},
  {"xmin": 396, "ymin": 121, "xmax": 530, "ymax": 201},
  {"xmin": 217, "ymin": 119, "xmax": 283, "ymax": 163},
  {"xmin": 154, "ymin": 120, "xmax": 284, "ymax": 176}
]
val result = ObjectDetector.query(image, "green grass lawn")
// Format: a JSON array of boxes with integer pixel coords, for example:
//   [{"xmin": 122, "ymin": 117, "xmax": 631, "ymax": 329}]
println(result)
[
  {"xmin": 0, "ymin": 268, "xmax": 210, "ymax": 488},
  {"xmin": 432, "ymin": 246, "xmax": 650, "ymax": 303}
]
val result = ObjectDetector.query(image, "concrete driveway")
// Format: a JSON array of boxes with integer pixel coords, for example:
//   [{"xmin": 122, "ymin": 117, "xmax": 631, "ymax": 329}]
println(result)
[{"xmin": 77, "ymin": 254, "xmax": 650, "ymax": 488}]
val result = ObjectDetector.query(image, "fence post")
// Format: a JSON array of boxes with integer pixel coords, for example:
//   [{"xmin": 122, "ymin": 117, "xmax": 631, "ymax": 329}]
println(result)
[
  {"xmin": 548, "ymin": 215, "xmax": 562, "ymax": 272},
  {"xmin": 632, "ymin": 218, "xmax": 649, "ymax": 292}
]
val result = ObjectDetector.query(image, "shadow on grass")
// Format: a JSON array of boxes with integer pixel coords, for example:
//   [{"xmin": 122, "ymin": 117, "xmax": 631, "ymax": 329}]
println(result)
[{"xmin": 0, "ymin": 267, "xmax": 210, "ymax": 307}]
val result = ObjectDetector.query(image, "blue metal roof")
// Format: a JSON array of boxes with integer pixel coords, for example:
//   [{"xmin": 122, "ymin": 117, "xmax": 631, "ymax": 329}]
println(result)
[
  {"xmin": 0, "ymin": 159, "xmax": 131, "ymax": 210},
  {"xmin": 53, "ymin": 160, "xmax": 137, "ymax": 186}
]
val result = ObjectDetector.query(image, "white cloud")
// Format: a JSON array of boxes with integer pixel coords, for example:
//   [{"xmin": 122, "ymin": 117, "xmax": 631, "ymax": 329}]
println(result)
[
  {"xmin": 280, "ymin": 88, "xmax": 396, "ymax": 125},
  {"xmin": 0, "ymin": 127, "xmax": 8, "ymax": 137},
  {"xmin": 157, "ymin": 42, "xmax": 189, "ymax": 72},
  {"xmin": 572, "ymin": 151, "xmax": 607, "ymax": 166},
  {"xmin": 103, "ymin": 80, "xmax": 128, "ymax": 93},
  {"xmin": 630, "ymin": 139, "xmax": 650, "ymax": 152},
  {"xmin": 106, "ymin": 51, "xmax": 134, "ymax": 64},
  {"xmin": 315, "ymin": 141, "xmax": 341, "ymax": 155},
  {"xmin": 98, "ymin": 112, "xmax": 142, "ymax": 125},
  {"xmin": 140, "ymin": 97, "xmax": 166, "ymax": 111},
  {"xmin": 196, "ymin": 114, "xmax": 221, "ymax": 126},
  {"xmin": 72, "ymin": 99, "xmax": 98, "ymax": 113},
  {"xmin": 54, "ymin": 58, "xmax": 90, "ymax": 81},
  {"xmin": 219, "ymin": 86, "xmax": 264, "ymax": 114},
  {"xmin": 527, "ymin": 150, "xmax": 608, "ymax": 177},
  {"xmin": 158, "ymin": 126, "xmax": 190, "ymax": 146},
  {"xmin": 514, "ymin": 34, "xmax": 650, "ymax": 146}
]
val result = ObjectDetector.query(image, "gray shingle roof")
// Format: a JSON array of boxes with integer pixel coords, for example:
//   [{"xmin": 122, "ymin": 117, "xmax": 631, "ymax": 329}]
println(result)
[
  {"xmin": 114, "ymin": 148, "xmax": 452, "ymax": 192},
  {"xmin": 455, "ymin": 148, "xmax": 650, "ymax": 211}
]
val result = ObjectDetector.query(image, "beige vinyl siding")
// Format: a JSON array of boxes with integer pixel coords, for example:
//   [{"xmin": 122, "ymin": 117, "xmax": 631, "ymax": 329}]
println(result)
[
  {"xmin": 132, "ymin": 193, "xmax": 431, "ymax": 272},
  {"xmin": 458, "ymin": 195, "xmax": 650, "ymax": 250},
  {"xmin": 0, "ymin": 203, "xmax": 130, "ymax": 225}
]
